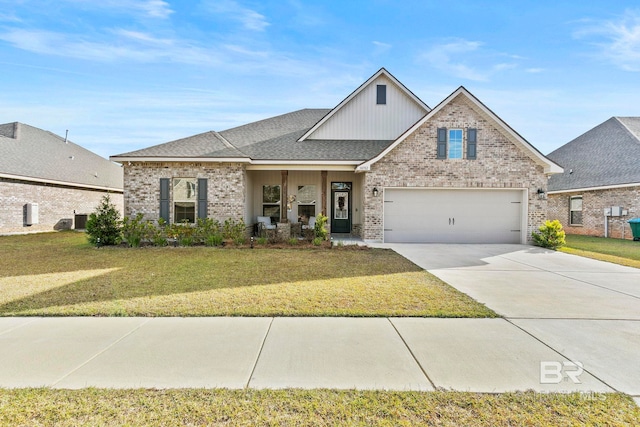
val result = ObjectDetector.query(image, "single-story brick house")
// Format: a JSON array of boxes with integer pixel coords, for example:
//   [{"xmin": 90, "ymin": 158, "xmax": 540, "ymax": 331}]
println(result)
[
  {"xmin": 547, "ymin": 117, "xmax": 640, "ymax": 239},
  {"xmin": 111, "ymin": 68, "xmax": 561, "ymax": 243},
  {"xmin": 0, "ymin": 122, "xmax": 123, "ymax": 234}
]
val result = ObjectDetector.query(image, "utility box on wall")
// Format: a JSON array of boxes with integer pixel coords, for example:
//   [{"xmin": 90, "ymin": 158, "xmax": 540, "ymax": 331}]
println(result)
[
  {"xmin": 611, "ymin": 206, "xmax": 623, "ymax": 217},
  {"xmin": 25, "ymin": 203, "xmax": 39, "ymax": 225}
]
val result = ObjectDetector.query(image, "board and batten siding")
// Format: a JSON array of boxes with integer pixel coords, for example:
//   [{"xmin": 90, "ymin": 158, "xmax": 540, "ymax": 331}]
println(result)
[{"xmin": 307, "ymin": 76, "xmax": 427, "ymax": 140}]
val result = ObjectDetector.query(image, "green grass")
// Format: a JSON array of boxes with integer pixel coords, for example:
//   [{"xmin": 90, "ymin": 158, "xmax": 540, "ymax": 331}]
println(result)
[
  {"xmin": 0, "ymin": 389, "xmax": 637, "ymax": 426},
  {"xmin": 561, "ymin": 235, "xmax": 640, "ymax": 268},
  {"xmin": 0, "ymin": 232, "xmax": 496, "ymax": 317}
]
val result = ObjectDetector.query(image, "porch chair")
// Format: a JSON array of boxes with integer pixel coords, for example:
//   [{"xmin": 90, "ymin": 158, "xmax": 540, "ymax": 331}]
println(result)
[
  {"xmin": 301, "ymin": 216, "xmax": 316, "ymax": 238},
  {"xmin": 256, "ymin": 216, "xmax": 276, "ymax": 237}
]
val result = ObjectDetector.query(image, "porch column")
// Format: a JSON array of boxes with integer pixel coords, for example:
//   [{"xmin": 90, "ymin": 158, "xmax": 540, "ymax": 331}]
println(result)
[
  {"xmin": 281, "ymin": 170, "xmax": 288, "ymax": 222},
  {"xmin": 321, "ymin": 171, "xmax": 327, "ymax": 216}
]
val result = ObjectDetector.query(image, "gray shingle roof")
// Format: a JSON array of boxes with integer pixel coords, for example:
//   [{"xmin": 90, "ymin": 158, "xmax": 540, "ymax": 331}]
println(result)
[
  {"xmin": 547, "ymin": 117, "xmax": 640, "ymax": 191},
  {"xmin": 0, "ymin": 122, "xmax": 123, "ymax": 190},
  {"xmin": 112, "ymin": 108, "xmax": 394, "ymax": 162}
]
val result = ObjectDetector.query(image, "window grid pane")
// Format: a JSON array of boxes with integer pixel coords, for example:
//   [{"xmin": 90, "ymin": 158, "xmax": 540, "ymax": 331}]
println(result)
[
  {"xmin": 569, "ymin": 196, "xmax": 583, "ymax": 225},
  {"xmin": 449, "ymin": 129, "xmax": 463, "ymax": 159}
]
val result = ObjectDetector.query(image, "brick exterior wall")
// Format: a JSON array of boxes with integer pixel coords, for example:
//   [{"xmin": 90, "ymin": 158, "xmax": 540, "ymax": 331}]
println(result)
[
  {"xmin": 548, "ymin": 186, "xmax": 640, "ymax": 240},
  {"xmin": 0, "ymin": 177, "xmax": 123, "ymax": 234},
  {"xmin": 362, "ymin": 96, "xmax": 548, "ymax": 242},
  {"xmin": 124, "ymin": 162, "xmax": 246, "ymax": 223}
]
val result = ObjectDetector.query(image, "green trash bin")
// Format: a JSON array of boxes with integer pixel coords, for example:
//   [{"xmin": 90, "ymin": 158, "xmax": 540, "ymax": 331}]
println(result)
[{"xmin": 629, "ymin": 218, "xmax": 640, "ymax": 241}]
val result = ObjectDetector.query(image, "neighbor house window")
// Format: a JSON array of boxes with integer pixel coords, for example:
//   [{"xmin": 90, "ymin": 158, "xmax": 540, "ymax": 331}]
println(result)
[
  {"xmin": 448, "ymin": 129, "xmax": 463, "ymax": 159},
  {"xmin": 570, "ymin": 196, "xmax": 583, "ymax": 226},
  {"xmin": 173, "ymin": 178, "xmax": 197, "ymax": 223},
  {"xmin": 263, "ymin": 185, "xmax": 281, "ymax": 223},
  {"xmin": 377, "ymin": 85, "xmax": 386, "ymax": 104}
]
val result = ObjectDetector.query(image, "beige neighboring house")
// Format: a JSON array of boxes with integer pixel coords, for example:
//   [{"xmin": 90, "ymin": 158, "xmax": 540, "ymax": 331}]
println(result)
[
  {"xmin": 112, "ymin": 68, "xmax": 561, "ymax": 243},
  {"xmin": 0, "ymin": 122, "xmax": 123, "ymax": 234},
  {"xmin": 547, "ymin": 117, "xmax": 640, "ymax": 239}
]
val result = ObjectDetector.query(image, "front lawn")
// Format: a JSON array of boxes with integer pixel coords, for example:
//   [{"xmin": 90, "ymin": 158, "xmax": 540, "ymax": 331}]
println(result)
[
  {"xmin": 0, "ymin": 389, "xmax": 637, "ymax": 426},
  {"xmin": 0, "ymin": 232, "xmax": 496, "ymax": 317},
  {"xmin": 561, "ymin": 235, "xmax": 640, "ymax": 268}
]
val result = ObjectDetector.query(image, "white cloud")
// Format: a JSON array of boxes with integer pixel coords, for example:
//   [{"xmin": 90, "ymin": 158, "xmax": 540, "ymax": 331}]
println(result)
[
  {"xmin": 202, "ymin": 0, "xmax": 269, "ymax": 31},
  {"xmin": 574, "ymin": 9, "xmax": 640, "ymax": 71},
  {"xmin": 419, "ymin": 39, "xmax": 527, "ymax": 82},
  {"xmin": 0, "ymin": 28, "xmax": 222, "ymax": 65},
  {"xmin": 420, "ymin": 39, "xmax": 488, "ymax": 81},
  {"xmin": 372, "ymin": 41, "xmax": 392, "ymax": 55},
  {"xmin": 0, "ymin": 12, "xmax": 22, "ymax": 23},
  {"xmin": 137, "ymin": 0, "xmax": 174, "ymax": 18}
]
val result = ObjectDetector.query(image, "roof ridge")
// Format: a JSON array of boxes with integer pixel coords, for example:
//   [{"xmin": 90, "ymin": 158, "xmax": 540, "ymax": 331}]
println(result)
[{"xmin": 614, "ymin": 117, "xmax": 640, "ymax": 143}]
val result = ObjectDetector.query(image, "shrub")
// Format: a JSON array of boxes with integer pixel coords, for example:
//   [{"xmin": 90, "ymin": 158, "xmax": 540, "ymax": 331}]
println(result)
[
  {"xmin": 532, "ymin": 219, "xmax": 566, "ymax": 250},
  {"xmin": 121, "ymin": 213, "xmax": 151, "ymax": 248},
  {"xmin": 86, "ymin": 195, "xmax": 121, "ymax": 246},
  {"xmin": 223, "ymin": 218, "xmax": 246, "ymax": 245},
  {"xmin": 314, "ymin": 214, "xmax": 329, "ymax": 241},
  {"xmin": 312, "ymin": 237, "xmax": 324, "ymax": 246},
  {"xmin": 195, "ymin": 218, "xmax": 223, "ymax": 246},
  {"xmin": 288, "ymin": 237, "xmax": 299, "ymax": 245},
  {"xmin": 150, "ymin": 218, "xmax": 168, "ymax": 247},
  {"xmin": 256, "ymin": 237, "xmax": 268, "ymax": 245}
]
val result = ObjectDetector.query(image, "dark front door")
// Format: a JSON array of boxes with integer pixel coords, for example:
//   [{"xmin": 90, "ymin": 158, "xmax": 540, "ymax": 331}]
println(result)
[{"xmin": 331, "ymin": 182, "xmax": 351, "ymax": 233}]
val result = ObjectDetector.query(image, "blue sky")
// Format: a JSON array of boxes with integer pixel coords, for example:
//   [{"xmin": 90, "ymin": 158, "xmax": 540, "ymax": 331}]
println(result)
[{"xmin": 1, "ymin": 1, "xmax": 639, "ymax": 158}]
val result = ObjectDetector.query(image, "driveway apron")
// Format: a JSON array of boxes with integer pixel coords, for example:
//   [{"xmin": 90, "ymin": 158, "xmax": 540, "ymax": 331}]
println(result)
[{"xmin": 382, "ymin": 243, "xmax": 640, "ymax": 399}]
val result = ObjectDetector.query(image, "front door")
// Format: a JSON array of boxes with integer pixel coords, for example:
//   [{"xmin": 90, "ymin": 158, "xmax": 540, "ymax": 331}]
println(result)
[{"xmin": 331, "ymin": 182, "xmax": 351, "ymax": 233}]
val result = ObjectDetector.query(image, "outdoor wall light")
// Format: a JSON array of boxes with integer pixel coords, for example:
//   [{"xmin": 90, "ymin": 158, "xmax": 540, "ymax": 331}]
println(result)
[
  {"xmin": 373, "ymin": 187, "xmax": 379, "ymax": 197},
  {"xmin": 537, "ymin": 188, "xmax": 546, "ymax": 200}
]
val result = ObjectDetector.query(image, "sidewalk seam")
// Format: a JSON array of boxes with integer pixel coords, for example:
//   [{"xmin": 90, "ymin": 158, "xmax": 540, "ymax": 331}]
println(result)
[
  {"xmin": 245, "ymin": 317, "xmax": 274, "ymax": 389},
  {"xmin": 0, "ymin": 317, "xmax": 39, "ymax": 337},
  {"xmin": 387, "ymin": 318, "xmax": 437, "ymax": 390},
  {"xmin": 50, "ymin": 318, "xmax": 152, "ymax": 387},
  {"xmin": 504, "ymin": 318, "xmax": 619, "ymax": 393}
]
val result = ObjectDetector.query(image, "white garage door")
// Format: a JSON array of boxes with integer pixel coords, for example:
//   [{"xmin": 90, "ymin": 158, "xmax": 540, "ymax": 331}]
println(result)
[{"xmin": 384, "ymin": 189, "xmax": 524, "ymax": 243}]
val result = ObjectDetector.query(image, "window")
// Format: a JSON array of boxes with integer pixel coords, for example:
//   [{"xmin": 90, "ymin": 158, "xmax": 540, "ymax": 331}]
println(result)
[
  {"xmin": 173, "ymin": 178, "xmax": 196, "ymax": 223},
  {"xmin": 437, "ymin": 127, "xmax": 477, "ymax": 159},
  {"xmin": 377, "ymin": 84, "xmax": 386, "ymax": 105},
  {"xmin": 297, "ymin": 185, "xmax": 316, "ymax": 222},
  {"xmin": 448, "ymin": 129, "xmax": 463, "ymax": 159},
  {"xmin": 263, "ymin": 185, "xmax": 281, "ymax": 223},
  {"xmin": 570, "ymin": 196, "xmax": 583, "ymax": 225}
]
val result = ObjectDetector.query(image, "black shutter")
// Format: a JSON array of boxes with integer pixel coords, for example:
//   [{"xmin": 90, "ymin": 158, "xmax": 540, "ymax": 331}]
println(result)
[
  {"xmin": 467, "ymin": 128, "xmax": 477, "ymax": 160},
  {"xmin": 159, "ymin": 178, "xmax": 170, "ymax": 223},
  {"xmin": 197, "ymin": 178, "xmax": 208, "ymax": 219},
  {"xmin": 376, "ymin": 85, "xmax": 386, "ymax": 105},
  {"xmin": 437, "ymin": 127, "xmax": 447, "ymax": 159}
]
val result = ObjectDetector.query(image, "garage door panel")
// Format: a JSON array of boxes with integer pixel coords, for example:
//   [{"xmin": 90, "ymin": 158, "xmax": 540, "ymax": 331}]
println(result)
[{"xmin": 384, "ymin": 189, "xmax": 523, "ymax": 244}]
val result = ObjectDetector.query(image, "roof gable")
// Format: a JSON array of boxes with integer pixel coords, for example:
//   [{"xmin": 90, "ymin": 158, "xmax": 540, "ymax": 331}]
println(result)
[
  {"xmin": 299, "ymin": 68, "xmax": 430, "ymax": 141},
  {"xmin": 357, "ymin": 86, "xmax": 562, "ymax": 174},
  {"xmin": 547, "ymin": 117, "xmax": 640, "ymax": 191}
]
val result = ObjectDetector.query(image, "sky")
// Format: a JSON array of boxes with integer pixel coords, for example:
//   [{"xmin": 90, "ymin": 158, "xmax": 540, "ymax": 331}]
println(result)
[{"xmin": 1, "ymin": 0, "xmax": 639, "ymax": 159}]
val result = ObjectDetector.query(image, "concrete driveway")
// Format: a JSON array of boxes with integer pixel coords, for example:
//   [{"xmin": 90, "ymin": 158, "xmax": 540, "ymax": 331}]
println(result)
[{"xmin": 382, "ymin": 243, "xmax": 640, "ymax": 399}]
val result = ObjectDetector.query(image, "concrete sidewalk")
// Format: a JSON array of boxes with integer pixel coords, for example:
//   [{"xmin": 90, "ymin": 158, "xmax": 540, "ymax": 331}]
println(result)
[{"xmin": 0, "ymin": 316, "xmax": 612, "ymax": 393}]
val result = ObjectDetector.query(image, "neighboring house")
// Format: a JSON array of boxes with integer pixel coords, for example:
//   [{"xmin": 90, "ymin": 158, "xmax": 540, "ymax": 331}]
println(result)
[
  {"xmin": 547, "ymin": 117, "xmax": 640, "ymax": 239},
  {"xmin": 0, "ymin": 122, "xmax": 123, "ymax": 234},
  {"xmin": 111, "ymin": 68, "xmax": 561, "ymax": 243}
]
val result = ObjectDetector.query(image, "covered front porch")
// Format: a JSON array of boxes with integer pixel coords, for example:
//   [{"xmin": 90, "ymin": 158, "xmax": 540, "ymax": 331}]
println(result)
[{"xmin": 245, "ymin": 168, "xmax": 365, "ymax": 238}]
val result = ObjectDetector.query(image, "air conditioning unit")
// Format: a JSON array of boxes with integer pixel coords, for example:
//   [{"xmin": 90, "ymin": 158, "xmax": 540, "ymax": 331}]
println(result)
[{"xmin": 25, "ymin": 203, "xmax": 39, "ymax": 225}]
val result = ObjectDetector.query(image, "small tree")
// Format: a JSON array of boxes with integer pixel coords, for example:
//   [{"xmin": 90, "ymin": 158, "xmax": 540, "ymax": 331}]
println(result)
[
  {"xmin": 532, "ymin": 219, "xmax": 566, "ymax": 250},
  {"xmin": 86, "ymin": 195, "xmax": 121, "ymax": 246}
]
